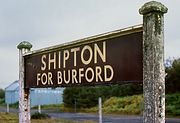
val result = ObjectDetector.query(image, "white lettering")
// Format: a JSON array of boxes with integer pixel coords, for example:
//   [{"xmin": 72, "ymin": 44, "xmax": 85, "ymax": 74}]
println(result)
[
  {"xmin": 41, "ymin": 73, "xmax": 47, "ymax": 85},
  {"xmin": 104, "ymin": 65, "xmax": 114, "ymax": 82},
  {"xmin": 48, "ymin": 53, "xmax": 56, "ymax": 70},
  {"xmin": 58, "ymin": 51, "xmax": 61, "ymax": 69},
  {"xmin": 85, "ymin": 67, "xmax": 94, "ymax": 82},
  {"xmin": 72, "ymin": 69, "xmax": 78, "ymax": 84},
  {"xmin": 94, "ymin": 42, "xmax": 106, "ymax": 63},
  {"xmin": 48, "ymin": 72, "xmax": 53, "ymax": 85},
  {"xmin": 95, "ymin": 66, "xmax": 103, "ymax": 82},
  {"xmin": 63, "ymin": 50, "xmax": 69, "ymax": 68},
  {"xmin": 37, "ymin": 73, "xmax": 41, "ymax": 85},
  {"xmin": 71, "ymin": 47, "xmax": 80, "ymax": 66},
  {"xmin": 41, "ymin": 55, "xmax": 46, "ymax": 71},
  {"xmin": 79, "ymin": 68, "xmax": 84, "ymax": 83},
  {"xmin": 57, "ymin": 71, "xmax": 62, "ymax": 84},
  {"xmin": 81, "ymin": 45, "xmax": 93, "ymax": 65},
  {"xmin": 64, "ymin": 70, "xmax": 70, "ymax": 84}
]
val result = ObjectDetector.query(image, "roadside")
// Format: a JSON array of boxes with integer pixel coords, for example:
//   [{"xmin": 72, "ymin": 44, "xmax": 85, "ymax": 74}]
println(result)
[
  {"xmin": 48, "ymin": 112, "xmax": 180, "ymax": 123},
  {"xmin": 1, "ymin": 106, "xmax": 180, "ymax": 123}
]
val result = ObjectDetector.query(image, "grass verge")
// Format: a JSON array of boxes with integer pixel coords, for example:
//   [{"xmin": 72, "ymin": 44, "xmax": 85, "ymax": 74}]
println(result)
[
  {"xmin": 0, "ymin": 112, "xmax": 97, "ymax": 123},
  {"xmin": 60, "ymin": 93, "xmax": 180, "ymax": 116}
]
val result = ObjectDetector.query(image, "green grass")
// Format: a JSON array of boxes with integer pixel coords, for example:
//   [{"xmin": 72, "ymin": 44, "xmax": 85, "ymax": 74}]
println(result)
[
  {"xmin": 0, "ymin": 112, "xmax": 97, "ymax": 123},
  {"xmin": 83, "ymin": 95, "xmax": 143, "ymax": 115},
  {"xmin": 103, "ymin": 95, "xmax": 143, "ymax": 115},
  {"xmin": 70, "ymin": 93, "xmax": 180, "ymax": 116},
  {"xmin": 10, "ymin": 102, "xmax": 19, "ymax": 108},
  {"xmin": 32, "ymin": 104, "xmax": 63, "ymax": 112},
  {"xmin": 31, "ymin": 112, "xmax": 50, "ymax": 119},
  {"xmin": 2, "ymin": 93, "xmax": 179, "ymax": 118},
  {"xmin": 0, "ymin": 112, "xmax": 18, "ymax": 123},
  {"xmin": 33, "ymin": 104, "xmax": 62, "ymax": 109}
]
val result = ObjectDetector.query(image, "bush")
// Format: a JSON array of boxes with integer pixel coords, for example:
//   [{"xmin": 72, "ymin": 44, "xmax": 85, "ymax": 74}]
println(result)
[
  {"xmin": 165, "ymin": 58, "xmax": 180, "ymax": 93},
  {"xmin": 10, "ymin": 102, "xmax": 19, "ymax": 109},
  {"xmin": 62, "ymin": 93, "xmax": 180, "ymax": 116},
  {"xmin": 166, "ymin": 93, "xmax": 180, "ymax": 116},
  {"xmin": 31, "ymin": 112, "xmax": 50, "ymax": 119},
  {"xmin": 0, "ymin": 98, "xmax": 5, "ymax": 105},
  {"xmin": 102, "ymin": 95, "xmax": 143, "ymax": 115},
  {"xmin": 63, "ymin": 87, "xmax": 101, "ymax": 108},
  {"xmin": 84, "ymin": 95, "xmax": 143, "ymax": 115},
  {"xmin": 0, "ymin": 88, "xmax": 5, "ymax": 99},
  {"xmin": 63, "ymin": 84, "xmax": 143, "ymax": 108}
]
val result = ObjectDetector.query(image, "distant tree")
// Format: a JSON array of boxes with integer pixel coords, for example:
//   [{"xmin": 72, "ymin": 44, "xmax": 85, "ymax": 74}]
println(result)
[
  {"xmin": 63, "ymin": 87, "xmax": 79, "ymax": 108},
  {"xmin": 0, "ymin": 88, "xmax": 5, "ymax": 99},
  {"xmin": 63, "ymin": 87, "xmax": 100, "ymax": 108},
  {"xmin": 63, "ymin": 84, "xmax": 142, "ymax": 108},
  {"xmin": 165, "ymin": 58, "xmax": 180, "ymax": 93}
]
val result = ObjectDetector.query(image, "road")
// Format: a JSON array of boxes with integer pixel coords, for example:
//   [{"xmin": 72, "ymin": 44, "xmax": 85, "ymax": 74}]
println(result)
[
  {"xmin": 48, "ymin": 112, "xmax": 180, "ymax": 123},
  {"xmin": 0, "ymin": 106, "xmax": 179, "ymax": 123}
]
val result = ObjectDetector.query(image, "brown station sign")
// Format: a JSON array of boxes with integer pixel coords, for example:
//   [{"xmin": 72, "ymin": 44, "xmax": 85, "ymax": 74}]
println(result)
[{"xmin": 24, "ymin": 26, "xmax": 143, "ymax": 88}]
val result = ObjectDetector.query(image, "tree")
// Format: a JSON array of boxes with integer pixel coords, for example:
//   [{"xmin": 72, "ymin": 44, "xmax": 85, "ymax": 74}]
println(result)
[
  {"xmin": 0, "ymin": 88, "xmax": 5, "ymax": 99},
  {"xmin": 63, "ymin": 84, "xmax": 142, "ymax": 108},
  {"xmin": 165, "ymin": 58, "xmax": 180, "ymax": 93},
  {"xmin": 63, "ymin": 87, "xmax": 101, "ymax": 108}
]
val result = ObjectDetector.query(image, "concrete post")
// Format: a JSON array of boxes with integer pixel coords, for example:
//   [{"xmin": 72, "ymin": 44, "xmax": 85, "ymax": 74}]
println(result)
[
  {"xmin": 17, "ymin": 41, "xmax": 32, "ymax": 123},
  {"xmin": 7, "ymin": 103, "xmax": 9, "ymax": 113},
  {"xmin": 98, "ymin": 97, "xmax": 102, "ymax": 123},
  {"xmin": 38, "ymin": 105, "xmax": 41, "ymax": 114},
  {"xmin": 74, "ymin": 98, "xmax": 77, "ymax": 113},
  {"xmin": 139, "ymin": 1, "xmax": 168, "ymax": 123}
]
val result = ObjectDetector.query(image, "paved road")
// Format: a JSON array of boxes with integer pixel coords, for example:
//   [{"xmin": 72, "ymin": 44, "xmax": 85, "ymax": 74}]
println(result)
[
  {"xmin": 0, "ymin": 106, "xmax": 179, "ymax": 123},
  {"xmin": 48, "ymin": 112, "xmax": 180, "ymax": 123}
]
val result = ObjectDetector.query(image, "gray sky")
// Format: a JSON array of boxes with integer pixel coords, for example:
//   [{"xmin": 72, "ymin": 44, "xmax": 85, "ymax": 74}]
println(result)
[{"xmin": 0, "ymin": 0, "xmax": 179, "ymax": 89}]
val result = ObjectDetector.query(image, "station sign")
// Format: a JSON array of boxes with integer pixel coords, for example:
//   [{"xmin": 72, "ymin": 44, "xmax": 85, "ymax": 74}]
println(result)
[{"xmin": 24, "ymin": 26, "xmax": 143, "ymax": 88}]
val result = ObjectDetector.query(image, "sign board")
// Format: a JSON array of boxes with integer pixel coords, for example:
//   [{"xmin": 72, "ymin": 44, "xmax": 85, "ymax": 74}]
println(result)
[{"xmin": 24, "ymin": 26, "xmax": 143, "ymax": 88}]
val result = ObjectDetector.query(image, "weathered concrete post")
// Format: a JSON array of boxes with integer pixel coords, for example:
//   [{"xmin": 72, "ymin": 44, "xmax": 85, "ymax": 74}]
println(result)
[
  {"xmin": 7, "ymin": 103, "xmax": 9, "ymax": 113},
  {"xmin": 98, "ymin": 97, "xmax": 102, "ymax": 123},
  {"xmin": 17, "ymin": 41, "xmax": 32, "ymax": 123},
  {"xmin": 139, "ymin": 1, "xmax": 168, "ymax": 123}
]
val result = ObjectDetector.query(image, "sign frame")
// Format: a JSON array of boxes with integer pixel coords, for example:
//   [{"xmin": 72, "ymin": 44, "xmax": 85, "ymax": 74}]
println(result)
[{"xmin": 24, "ymin": 25, "xmax": 143, "ymax": 88}]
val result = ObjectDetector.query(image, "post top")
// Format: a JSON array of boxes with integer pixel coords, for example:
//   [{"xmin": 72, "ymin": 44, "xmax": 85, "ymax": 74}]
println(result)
[
  {"xmin": 17, "ymin": 41, "xmax": 32, "ymax": 50},
  {"xmin": 139, "ymin": 1, "xmax": 168, "ymax": 15}
]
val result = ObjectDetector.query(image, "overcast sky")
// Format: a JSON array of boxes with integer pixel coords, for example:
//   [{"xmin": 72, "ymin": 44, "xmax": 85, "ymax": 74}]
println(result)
[{"xmin": 0, "ymin": 0, "xmax": 179, "ymax": 89}]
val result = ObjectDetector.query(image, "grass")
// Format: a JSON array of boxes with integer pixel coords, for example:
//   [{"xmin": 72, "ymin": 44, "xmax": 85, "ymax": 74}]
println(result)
[
  {"xmin": 63, "ymin": 93, "xmax": 180, "ymax": 116},
  {"xmin": 32, "ymin": 119, "xmax": 96, "ymax": 123},
  {"xmin": 58, "ymin": 95, "xmax": 144, "ymax": 114},
  {"xmin": 83, "ymin": 95, "xmax": 143, "ymax": 115},
  {"xmin": 32, "ymin": 104, "xmax": 63, "ymax": 113},
  {"xmin": 0, "ymin": 112, "xmax": 97, "ymax": 123},
  {"xmin": 0, "ymin": 112, "xmax": 18, "ymax": 123},
  {"xmin": 31, "ymin": 112, "xmax": 50, "ymax": 119},
  {"xmin": 102, "ymin": 95, "xmax": 143, "ymax": 115},
  {"xmin": 1, "ymin": 93, "xmax": 179, "ymax": 119},
  {"xmin": 32, "ymin": 104, "xmax": 62, "ymax": 110}
]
